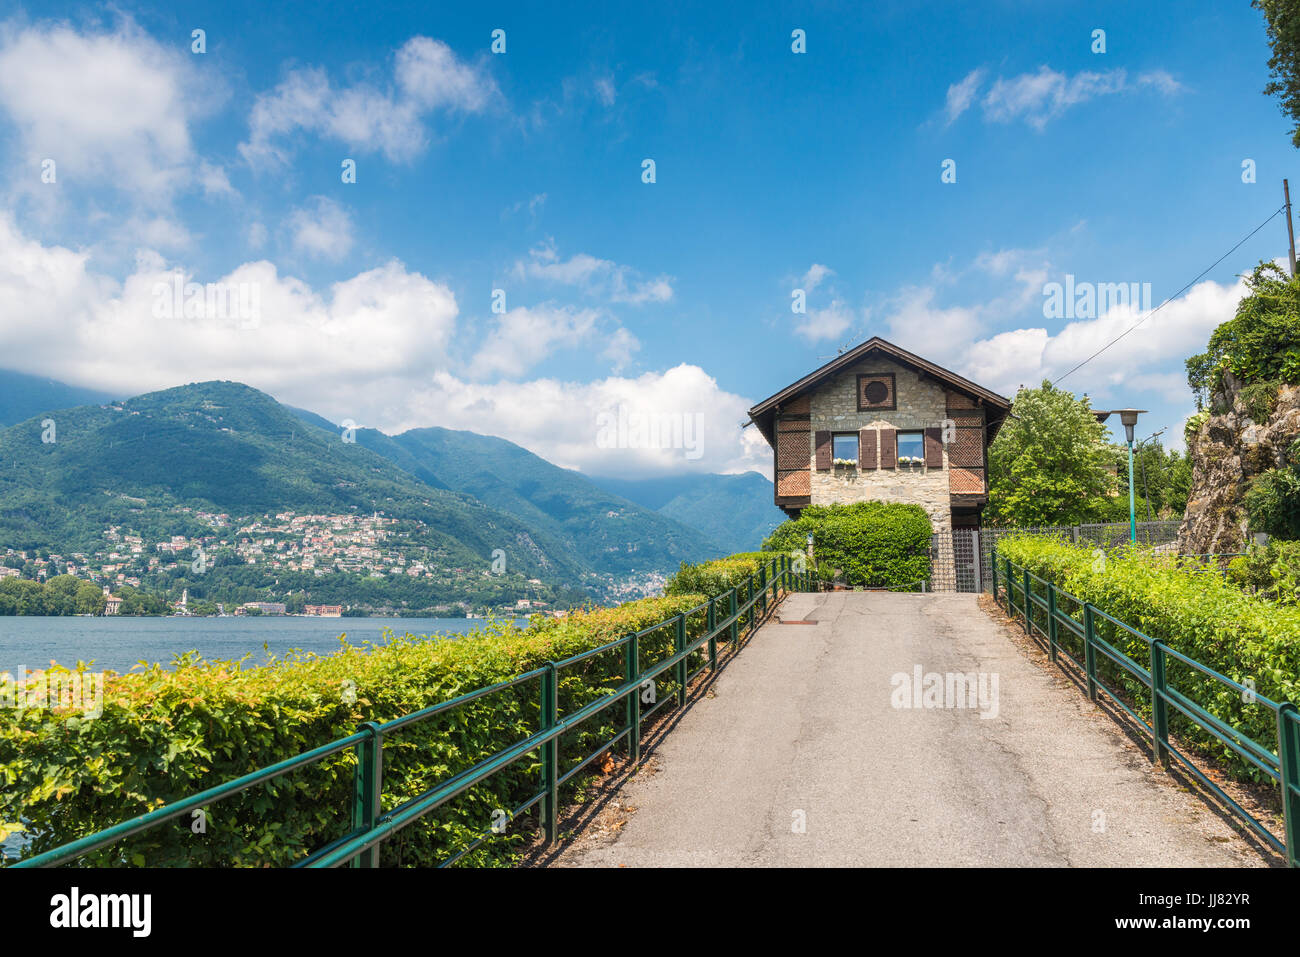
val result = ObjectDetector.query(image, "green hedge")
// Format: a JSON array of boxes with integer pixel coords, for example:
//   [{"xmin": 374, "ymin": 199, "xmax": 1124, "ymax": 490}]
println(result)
[
  {"xmin": 664, "ymin": 551, "xmax": 772, "ymax": 599},
  {"xmin": 762, "ymin": 502, "xmax": 931, "ymax": 589},
  {"xmin": 1, "ymin": 593, "xmax": 722, "ymax": 868},
  {"xmin": 997, "ymin": 535, "xmax": 1300, "ymax": 782}
]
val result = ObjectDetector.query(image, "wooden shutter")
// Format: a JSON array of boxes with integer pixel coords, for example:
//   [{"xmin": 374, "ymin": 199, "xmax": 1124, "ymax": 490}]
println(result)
[
  {"xmin": 814, "ymin": 430, "xmax": 832, "ymax": 470},
  {"xmin": 859, "ymin": 428, "xmax": 877, "ymax": 470},
  {"xmin": 924, "ymin": 427, "xmax": 944, "ymax": 468},
  {"xmin": 879, "ymin": 428, "xmax": 896, "ymax": 468}
]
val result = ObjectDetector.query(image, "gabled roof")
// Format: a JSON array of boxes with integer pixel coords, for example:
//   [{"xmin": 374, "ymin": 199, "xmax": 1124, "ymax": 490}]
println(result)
[{"xmin": 747, "ymin": 336, "xmax": 1012, "ymax": 446}]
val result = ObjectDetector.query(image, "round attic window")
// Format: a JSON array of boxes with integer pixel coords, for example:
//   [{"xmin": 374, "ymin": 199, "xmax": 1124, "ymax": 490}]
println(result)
[{"xmin": 864, "ymin": 380, "xmax": 889, "ymax": 404}]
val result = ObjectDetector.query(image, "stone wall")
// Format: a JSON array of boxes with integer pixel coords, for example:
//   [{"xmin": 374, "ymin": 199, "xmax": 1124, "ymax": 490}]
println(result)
[{"xmin": 808, "ymin": 356, "xmax": 953, "ymax": 532}]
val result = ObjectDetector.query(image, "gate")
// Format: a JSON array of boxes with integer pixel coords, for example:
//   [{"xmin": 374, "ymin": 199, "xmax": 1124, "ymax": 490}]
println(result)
[{"xmin": 929, "ymin": 529, "xmax": 980, "ymax": 593}]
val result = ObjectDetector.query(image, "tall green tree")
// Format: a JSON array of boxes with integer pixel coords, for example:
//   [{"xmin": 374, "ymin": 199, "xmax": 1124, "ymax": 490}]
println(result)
[
  {"xmin": 986, "ymin": 381, "xmax": 1115, "ymax": 527},
  {"xmin": 1255, "ymin": 0, "xmax": 1300, "ymax": 147}
]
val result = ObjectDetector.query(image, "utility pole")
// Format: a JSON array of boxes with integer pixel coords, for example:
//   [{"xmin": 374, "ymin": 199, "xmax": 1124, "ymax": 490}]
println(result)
[{"xmin": 1286, "ymin": 179, "xmax": 1297, "ymax": 278}]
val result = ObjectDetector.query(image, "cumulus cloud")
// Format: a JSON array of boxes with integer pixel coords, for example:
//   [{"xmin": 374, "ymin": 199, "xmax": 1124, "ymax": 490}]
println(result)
[
  {"xmin": 882, "ymin": 260, "xmax": 1245, "ymax": 405},
  {"xmin": 0, "ymin": 215, "xmax": 753, "ymax": 476},
  {"xmin": 0, "ymin": 18, "xmax": 217, "ymax": 204},
  {"xmin": 513, "ymin": 241, "xmax": 673, "ymax": 304},
  {"xmin": 0, "ymin": 213, "xmax": 455, "ymax": 397},
  {"xmin": 794, "ymin": 299, "xmax": 856, "ymax": 343},
  {"xmin": 241, "ymin": 36, "xmax": 497, "ymax": 165},
  {"xmin": 468, "ymin": 305, "xmax": 601, "ymax": 378},
  {"xmin": 353, "ymin": 365, "xmax": 766, "ymax": 477},
  {"xmin": 287, "ymin": 197, "xmax": 354, "ymax": 260}
]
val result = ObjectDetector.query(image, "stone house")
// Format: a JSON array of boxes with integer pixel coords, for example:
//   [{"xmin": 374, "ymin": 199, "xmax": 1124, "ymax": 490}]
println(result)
[{"xmin": 747, "ymin": 337, "xmax": 1012, "ymax": 533}]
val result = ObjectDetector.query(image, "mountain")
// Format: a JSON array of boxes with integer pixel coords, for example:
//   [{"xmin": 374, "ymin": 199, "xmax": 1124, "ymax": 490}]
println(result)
[
  {"xmin": 0, "ymin": 381, "xmax": 726, "ymax": 608},
  {"xmin": 0, "ymin": 369, "xmax": 113, "ymax": 427},
  {"xmin": 352, "ymin": 426, "xmax": 725, "ymax": 575},
  {"xmin": 590, "ymin": 472, "xmax": 786, "ymax": 553}
]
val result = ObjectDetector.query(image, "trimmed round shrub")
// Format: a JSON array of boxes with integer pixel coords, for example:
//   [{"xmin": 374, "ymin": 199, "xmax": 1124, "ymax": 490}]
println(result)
[{"xmin": 762, "ymin": 502, "xmax": 932, "ymax": 589}]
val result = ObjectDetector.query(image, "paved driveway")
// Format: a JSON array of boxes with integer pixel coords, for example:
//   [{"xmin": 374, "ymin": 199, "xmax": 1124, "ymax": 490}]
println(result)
[{"xmin": 558, "ymin": 591, "xmax": 1265, "ymax": 867}]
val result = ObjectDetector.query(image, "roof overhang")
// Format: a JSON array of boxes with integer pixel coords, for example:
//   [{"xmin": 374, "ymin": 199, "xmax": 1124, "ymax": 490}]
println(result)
[{"xmin": 746, "ymin": 337, "xmax": 1013, "ymax": 446}]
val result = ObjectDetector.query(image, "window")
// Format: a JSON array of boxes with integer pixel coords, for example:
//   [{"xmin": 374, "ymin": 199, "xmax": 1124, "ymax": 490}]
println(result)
[
  {"xmin": 832, "ymin": 433, "xmax": 858, "ymax": 464},
  {"xmin": 896, "ymin": 431, "xmax": 924, "ymax": 465}
]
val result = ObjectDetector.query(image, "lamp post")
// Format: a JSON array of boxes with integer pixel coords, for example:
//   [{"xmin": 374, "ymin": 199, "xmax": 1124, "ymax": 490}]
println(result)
[{"xmin": 1113, "ymin": 409, "xmax": 1147, "ymax": 544}]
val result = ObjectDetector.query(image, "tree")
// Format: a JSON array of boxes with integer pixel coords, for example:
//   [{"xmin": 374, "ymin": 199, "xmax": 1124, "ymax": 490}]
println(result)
[
  {"xmin": 1108, "ymin": 439, "xmax": 1193, "ymax": 518},
  {"xmin": 985, "ymin": 381, "xmax": 1116, "ymax": 526},
  {"xmin": 1186, "ymin": 262, "xmax": 1300, "ymax": 407},
  {"xmin": 1255, "ymin": 0, "xmax": 1300, "ymax": 147}
]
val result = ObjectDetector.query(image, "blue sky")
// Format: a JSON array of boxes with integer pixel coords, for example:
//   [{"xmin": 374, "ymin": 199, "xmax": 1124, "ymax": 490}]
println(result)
[{"xmin": 0, "ymin": 1, "xmax": 1293, "ymax": 476}]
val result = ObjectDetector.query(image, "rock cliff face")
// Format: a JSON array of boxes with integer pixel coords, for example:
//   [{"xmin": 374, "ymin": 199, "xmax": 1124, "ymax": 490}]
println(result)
[{"xmin": 1177, "ymin": 373, "xmax": 1300, "ymax": 554}]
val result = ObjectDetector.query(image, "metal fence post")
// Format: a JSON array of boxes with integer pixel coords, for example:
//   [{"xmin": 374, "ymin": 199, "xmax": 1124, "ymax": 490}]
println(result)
[
  {"xmin": 674, "ymin": 613, "xmax": 687, "ymax": 707},
  {"xmin": 1046, "ymin": 582, "xmax": 1058, "ymax": 663},
  {"xmin": 1276, "ymin": 703, "xmax": 1300, "ymax": 868},
  {"xmin": 1149, "ymin": 640, "xmax": 1170, "ymax": 766},
  {"xmin": 624, "ymin": 633, "xmax": 640, "ymax": 765},
  {"xmin": 1022, "ymin": 568, "xmax": 1032, "ymax": 635},
  {"xmin": 707, "ymin": 597, "xmax": 718, "ymax": 672},
  {"xmin": 758, "ymin": 564, "xmax": 768, "ymax": 619},
  {"xmin": 1083, "ymin": 604, "xmax": 1098, "ymax": 702},
  {"xmin": 729, "ymin": 586, "xmax": 739, "ymax": 646},
  {"xmin": 540, "ymin": 662, "xmax": 559, "ymax": 844},
  {"xmin": 350, "ymin": 720, "xmax": 383, "ymax": 868},
  {"xmin": 991, "ymin": 552, "xmax": 999, "ymax": 604}
]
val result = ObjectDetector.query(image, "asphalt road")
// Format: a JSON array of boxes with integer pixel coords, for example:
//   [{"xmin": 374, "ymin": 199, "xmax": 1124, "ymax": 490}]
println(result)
[{"xmin": 559, "ymin": 591, "xmax": 1265, "ymax": 867}]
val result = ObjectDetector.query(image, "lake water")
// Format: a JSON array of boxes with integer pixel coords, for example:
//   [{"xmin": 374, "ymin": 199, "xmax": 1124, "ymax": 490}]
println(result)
[{"xmin": 0, "ymin": 615, "xmax": 530, "ymax": 675}]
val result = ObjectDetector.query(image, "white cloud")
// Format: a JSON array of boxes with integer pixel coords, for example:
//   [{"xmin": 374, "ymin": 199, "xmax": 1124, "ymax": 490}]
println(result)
[
  {"xmin": 944, "ymin": 69, "xmax": 984, "ymax": 125},
  {"xmin": 595, "ymin": 76, "xmax": 616, "ymax": 106},
  {"xmin": 513, "ymin": 241, "xmax": 673, "ymax": 304},
  {"xmin": 601, "ymin": 327, "xmax": 641, "ymax": 371},
  {"xmin": 241, "ymin": 36, "xmax": 496, "ymax": 165},
  {"xmin": 0, "ymin": 213, "xmax": 455, "ymax": 398},
  {"xmin": 357, "ymin": 365, "xmax": 765, "ymax": 477},
  {"xmin": 801, "ymin": 263, "xmax": 834, "ymax": 292},
  {"xmin": 0, "ymin": 19, "xmax": 216, "ymax": 204},
  {"xmin": 945, "ymin": 65, "xmax": 1182, "ymax": 130},
  {"xmin": 468, "ymin": 305, "xmax": 600, "ymax": 378},
  {"xmin": 953, "ymin": 275, "xmax": 1246, "ymax": 402},
  {"xmin": 288, "ymin": 197, "xmax": 354, "ymax": 261},
  {"xmin": 794, "ymin": 298, "xmax": 856, "ymax": 343},
  {"xmin": 0, "ymin": 215, "xmax": 754, "ymax": 477}
]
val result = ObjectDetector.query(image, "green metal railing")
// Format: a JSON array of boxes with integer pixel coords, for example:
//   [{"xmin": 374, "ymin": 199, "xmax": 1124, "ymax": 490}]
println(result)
[
  {"xmin": 992, "ymin": 552, "xmax": 1300, "ymax": 867},
  {"xmin": 11, "ymin": 555, "xmax": 810, "ymax": 869}
]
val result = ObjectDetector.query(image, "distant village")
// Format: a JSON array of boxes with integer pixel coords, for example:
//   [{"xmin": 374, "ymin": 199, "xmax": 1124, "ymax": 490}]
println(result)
[{"xmin": 0, "ymin": 506, "xmax": 670, "ymax": 616}]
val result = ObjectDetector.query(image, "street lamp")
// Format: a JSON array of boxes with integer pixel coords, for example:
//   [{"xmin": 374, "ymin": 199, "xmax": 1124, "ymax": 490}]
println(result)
[{"xmin": 1112, "ymin": 409, "xmax": 1147, "ymax": 543}]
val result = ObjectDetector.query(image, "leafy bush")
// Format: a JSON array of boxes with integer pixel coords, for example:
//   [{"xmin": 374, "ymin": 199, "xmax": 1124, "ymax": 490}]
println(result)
[
  {"xmin": 1240, "ymin": 379, "xmax": 1284, "ymax": 423},
  {"xmin": 763, "ymin": 502, "xmax": 931, "ymax": 589},
  {"xmin": 1243, "ymin": 443, "xmax": 1300, "ymax": 538},
  {"xmin": 997, "ymin": 535, "xmax": 1300, "ymax": 782},
  {"xmin": 1227, "ymin": 539, "xmax": 1300, "ymax": 604},
  {"xmin": 1, "ymin": 592, "xmax": 724, "ymax": 867},
  {"xmin": 664, "ymin": 552, "xmax": 772, "ymax": 599}
]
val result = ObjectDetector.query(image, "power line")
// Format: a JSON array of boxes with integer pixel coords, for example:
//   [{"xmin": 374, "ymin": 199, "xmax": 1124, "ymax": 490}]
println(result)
[{"xmin": 1054, "ymin": 204, "xmax": 1287, "ymax": 386}]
